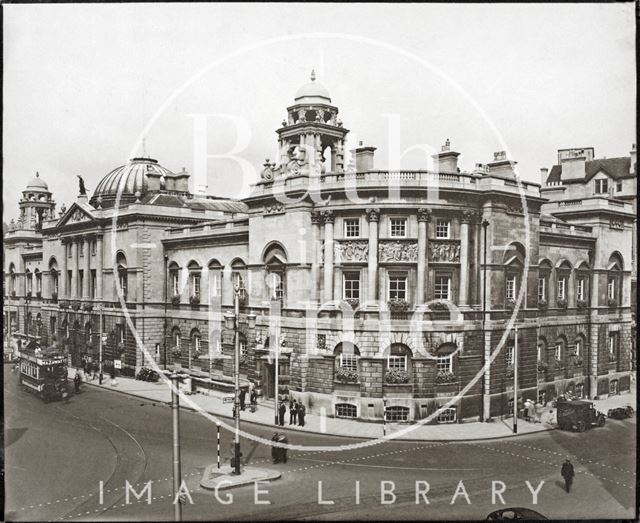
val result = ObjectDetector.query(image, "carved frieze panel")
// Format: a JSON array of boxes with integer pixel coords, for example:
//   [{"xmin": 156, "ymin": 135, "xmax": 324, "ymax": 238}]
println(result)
[
  {"xmin": 378, "ymin": 241, "xmax": 418, "ymax": 262},
  {"xmin": 335, "ymin": 240, "xmax": 369, "ymax": 263},
  {"xmin": 264, "ymin": 202, "xmax": 285, "ymax": 215},
  {"xmin": 429, "ymin": 242, "xmax": 460, "ymax": 262}
]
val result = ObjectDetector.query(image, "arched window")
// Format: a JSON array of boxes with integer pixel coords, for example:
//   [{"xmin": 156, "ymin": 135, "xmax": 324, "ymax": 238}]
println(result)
[
  {"xmin": 9, "ymin": 263, "xmax": 16, "ymax": 295},
  {"xmin": 574, "ymin": 261, "xmax": 589, "ymax": 305},
  {"xmin": 208, "ymin": 259, "xmax": 223, "ymax": 298},
  {"xmin": 334, "ymin": 342, "xmax": 360, "ymax": 371},
  {"xmin": 385, "ymin": 343, "xmax": 412, "ymax": 373},
  {"xmin": 554, "ymin": 337, "xmax": 566, "ymax": 364},
  {"xmin": 537, "ymin": 259, "xmax": 552, "ymax": 304},
  {"xmin": 263, "ymin": 243, "xmax": 287, "ymax": 303},
  {"xmin": 171, "ymin": 327, "xmax": 181, "ymax": 351},
  {"xmin": 231, "ymin": 258, "xmax": 247, "ymax": 301},
  {"xmin": 26, "ymin": 312, "xmax": 33, "ymax": 334},
  {"xmin": 607, "ymin": 253, "xmax": 623, "ymax": 306},
  {"xmin": 168, "ymin": 262, "xmax": 181, "ymax": 298},
  {"xmin": 25, "ymin": 269, "xmax": 32, "ymax": 295},
  {"xmin": 537, "ymin": 337, "xmax": 547, "ymax": 363},
  {"xmin": 187, "ymin": 261, "xmax": 202, "ymax": 302},
  {"xmin": 191, "ymin": 328, "xmax": 202, "ymax": 357},
  {"xmin": 503, "ymin": 242, "xmax": 525, "ymax": 306},
  {"xmin": 49, "ymin": 258, "xmax": 59, "ymax": 298},
  {"xmin": 36, "ymin": 313, "xmax": 42, "ymax": 337},
  {"xmin": 34, "ymin": 269, "xmax": 42, "ymax": 296},
  {"xmin": 116, "ymin": 252, "xmax": 128, "ymax": 300},
  {"xmin": 238, "ymin": 332, "xmax": 247, "ymax": 357},
  {"xmin": 85, "ymin": 321, "xmax": 93, "ymax": 345},
  {"xmin": 435, "ymin": 343, "xmax": 456, "ymax": 375},
  {"xmin": 555, "ymin": 260, "xmax": 572, "ymax": 306},
  {"xmin": 50, "ymin": 316, "xmax": 57, "ymax": 339}
]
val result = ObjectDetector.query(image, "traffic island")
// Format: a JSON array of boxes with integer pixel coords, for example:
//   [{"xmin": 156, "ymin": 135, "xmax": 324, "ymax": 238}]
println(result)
[{"xmin": 200, "ymin": 464, "xmax": 281, "ymax": 490}]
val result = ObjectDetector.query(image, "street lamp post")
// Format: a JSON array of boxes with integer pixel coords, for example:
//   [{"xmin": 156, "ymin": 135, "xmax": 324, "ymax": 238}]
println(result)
[
  {"xmin": 169, "ymin": 371, "xmax": 182, "ymax": 522},
  {"xmin": 480, "ymin": 219, "xmax": 489, "ymax": 422},
  {"xmin": 513, "ymin": 325, "xmax": 519, "ymax": 434},
  {"xmin": 163, "ymin": 254, "xmax": 169, "ymax": 370},
  {"xmin": 98, "ymin": 304, "xmax": 104, "ymax": 384},
  {"xmin": 224, "ymin": 284, "xmax": 256, "ymax": 476}
]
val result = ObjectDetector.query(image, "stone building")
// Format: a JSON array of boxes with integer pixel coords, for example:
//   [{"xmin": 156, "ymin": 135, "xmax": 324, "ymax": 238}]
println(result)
[{"xmin": 4, "ymin": 73, "xmax": 635, "ymax": 423}]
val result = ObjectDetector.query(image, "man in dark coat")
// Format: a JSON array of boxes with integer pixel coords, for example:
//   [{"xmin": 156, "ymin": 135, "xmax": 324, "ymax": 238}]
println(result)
[
  {"xmin": 239, "ymin": 389, "xmax": 246, "ymax": 411},
  {"xmin": 250, "ymin": 389, "xmax": 257, "ymax": 406},
  {"xmin": 561, "ymin": 459, "xmax": 575, "ymax": 493},
  {"xmin": 298, "ymin": 404, "xmax": 306, "ymax": 427},
  {"xmin": 289, "ymin": 399, "xmax": 298, "ymax": 425},
  {"xmin": 73, "ymin": 371, "xmax": 81, "ymax": 393},
  {"xmin": 278, "ymin": 401, "xmax": 286, "ymax": 426}
]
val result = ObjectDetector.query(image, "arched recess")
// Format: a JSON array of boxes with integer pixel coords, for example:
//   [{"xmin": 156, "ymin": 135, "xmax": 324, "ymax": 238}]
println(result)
[
  {"xmin": 503, "ymin": 242, "xmax": 525, "ymax": 305},
  {"xmin": 207, "ymin": 259, "xmax": 223, "ymax": 299},
  {"xmin": 434, "ymin": 342, "xmax": 457, "ymax": 375},
  {"xmin": 168, "ymin": 261, "xmax": 181, "ymax": 297},
  {"xmin": 383, "ymin": 343, "xmax": 413, "ymax": 381},
  {"xmin": 190, "ymin": 328, "xmax": 202, "ymax": 357},
  {"xmin": 555, "ymin": 260, "xmax": 572, "ymax": 304},
  {"xmin": 263, "ymin": 242, "xmax": 287, "ymax": 303},
  {"xmin": 537, "ymin": 259, "xmax": 553, "ymax": 304},
  {"xmin": 115, "ymin": 251, "xmax": 128, "ymax": 300},
  {"xmin": 334, "ymin": 341, "xmax": 361, "ymax": 378},
  {"xmin": 231, "ymin": 258, "xmax": 247, "ymax": 297},
  {"xmin": 187, "ymin": 260, "xmax": 202, "ymax": 301},
  {"xmin": 48, "ymin": 257, "xmax": 59, "ymax": 298},
  {"xmin": 606, "ymin": 252, "xmax": 624, "ymax": 305}
]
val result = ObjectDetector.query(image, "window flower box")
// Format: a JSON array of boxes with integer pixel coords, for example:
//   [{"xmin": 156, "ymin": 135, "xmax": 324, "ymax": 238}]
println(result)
[
  {"xmin": 83, "ymin": 303, "xmax": 93, "ymax": 312},
  {"xmin": 554, "ymin": 359, "xmax": 563, "ymax": 370},
  {"xmin": 171, "ymin": 294, "xmax": 181, "ymax": 306},
  {"xmin": 557, "ymin": 298, "xmax": 568, "ymax": 309},
  {"xmin": 189, "ymin": 295, "xmax": 200, "ymax": 306},
  {"xmin": 11, "ymin": 290, "xmax": 16, "ymax": 297},
  {"xmin": 387, "ymin": 299, "xmax": 409, "ymax": 313},
  {"xmin": 385, "ymin": 368, "xmax": 409, "ymax": 384},
  {"xmin": 537, "ymin": 299, "xmax": 548, "ymax": 311},
  {"xmin": 335, "ymin": 367, "xmax": 359, "ymax": 383},
  {"xmin": 571, "ymin": 354, "xmax": 583, "ymax": 367},
  {"xmin": 505, "ymin": 365, "xmax": 514, "ymax": 377},
  {"xmin": 59, "ymin": 299, "xmax": 69, "ymax": 309},
  {"xmin": 51, "ymin": 291, "xmax": 58, "ymax": 302},
  {"xmin": 607, "ymin": 353, "xmax": 617, "ymax": 363},
  {"xmin": 36, "ymin": 291, "xmax": 42, "ymax": 299},
  {"xmin": 430, "ymin": 300, "xmax": 449, "ymax": 311},
  {"xmin": 537, "ymin": 361, "xmax": 549, "ymax": 373},
  {"xmin": 607, "ymin": 298, "xmax": 617, "ymax": 308},
  {"xmin": 345, "ymin": 298, "xmax": 360, "ymax": 310},
  {"xmin": 434, "ymin": 370, "xmax": 456, "ymax": 384},
  {"xmin": 171, "ymin": 348, "xmax": 182, "ymax": 359},
  {"xmin": 577, "ymin": 299, "xmax": 588, "ymax": 310},
  {"xmin": 71, "ymin": 301, "xmax": 81, "ymax": 311}
]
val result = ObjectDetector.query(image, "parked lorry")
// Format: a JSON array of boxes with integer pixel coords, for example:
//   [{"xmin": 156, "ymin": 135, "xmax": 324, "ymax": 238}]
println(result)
[{"xmin": 557, "ymin": 399, "xmax": 605, "ymax": 432}]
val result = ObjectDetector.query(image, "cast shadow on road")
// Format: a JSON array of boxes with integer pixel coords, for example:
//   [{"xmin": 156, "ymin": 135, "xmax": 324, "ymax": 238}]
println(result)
[{"xmin": 5, "ymin": 427, "xmax": 28, "ymax": 447}]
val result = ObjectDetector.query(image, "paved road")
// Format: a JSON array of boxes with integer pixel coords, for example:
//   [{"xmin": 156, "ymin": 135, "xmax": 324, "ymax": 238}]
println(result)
[{"xmin": 4, "ymin": 366, "xmax": 636, "ymax": 521}]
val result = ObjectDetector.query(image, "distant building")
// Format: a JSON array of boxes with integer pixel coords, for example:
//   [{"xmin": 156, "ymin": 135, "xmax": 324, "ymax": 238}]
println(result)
[{"xmin": 3, "ymin": 74, "xmax": 635, "ymax": 423}]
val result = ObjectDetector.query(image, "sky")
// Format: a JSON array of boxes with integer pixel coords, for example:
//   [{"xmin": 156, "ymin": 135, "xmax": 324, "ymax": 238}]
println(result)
[{"xmin": 3, "ymin": 3, "xmax": 636, "ymax": 222}]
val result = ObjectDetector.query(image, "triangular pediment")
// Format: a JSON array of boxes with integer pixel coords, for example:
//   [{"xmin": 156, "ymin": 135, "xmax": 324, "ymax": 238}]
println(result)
[{"xmin": 57, "ymin": 202, "xmax": 97, "ymax": 227}]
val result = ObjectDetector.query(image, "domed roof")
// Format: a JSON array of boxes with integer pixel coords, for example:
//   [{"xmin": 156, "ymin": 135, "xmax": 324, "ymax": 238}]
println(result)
[
  {"xmin": 294, "ymin": 70, "xmax": 331, "ymax": 103},
  {"xmin": 26, "ymin": 172, "xmax": 49, "ymax": 191},
  {"xmin": 91, "ymin": 157, "xmax": 175, "ymax": 206}
]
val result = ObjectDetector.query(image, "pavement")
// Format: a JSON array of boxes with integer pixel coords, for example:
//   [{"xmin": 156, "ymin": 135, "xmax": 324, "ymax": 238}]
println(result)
[
  {"xmin": 68, "ymin": 368, "xmax": 636, "ymax": 442},
  {"xmin": 200, "ymin": 464, "xmax": 281, "ymax": 490}
]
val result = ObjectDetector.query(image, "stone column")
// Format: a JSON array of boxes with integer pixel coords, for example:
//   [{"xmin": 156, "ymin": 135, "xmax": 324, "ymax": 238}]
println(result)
[
  {"xmin": 61, "ymin": 240, "xmax": 68, "ymax": 298},
  {"xmin": 72, "ymin": 238, "xmax": 79, "ymax": 299},
  {"xmin": 96, "ymin": 235, "xmax": 104, "ymax": 299},
  {"xmin": 589, "ymin": 271, "xmax": 600, "ymax": 399},
  {"xmin": 459, "ymin": 211, "xmax": 472, "ymax": 306},
  {"xmin": 310, "ymin": 211, "xmax": 322, "ymax": 304},
  {"xmin": 83, "ymin": 236, "xmax": 91, "ymax": 298},
  {"xmin": 322, "ymin": 211, "xmax": 335, "ymax": 303},
  {"xmin": 417, "ymin": 208, "xmax": 431, "ymax": 305},
  {"xmin": 366, "ymin": 208, "xmax": 380, "ymax": 305}
]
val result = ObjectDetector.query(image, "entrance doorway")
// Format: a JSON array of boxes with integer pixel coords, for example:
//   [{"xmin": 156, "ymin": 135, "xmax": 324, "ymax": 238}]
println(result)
[{"xmin": 260, "ymin": 361, "xmax": 276, "ymax": 399}]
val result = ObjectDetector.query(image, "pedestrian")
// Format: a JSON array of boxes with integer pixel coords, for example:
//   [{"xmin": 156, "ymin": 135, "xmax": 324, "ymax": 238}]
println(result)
[
  {"xmin": 278, "ymin": 401, "xmax": 286, "ymax": 426},
  {"xmin": 289, "ymin": 399, "xmax": 298, "ymax": 425},
  {"xmin": 73, "ymin": 371, "xmax": 81, "ymax": 393},
  {"xmin": 239, "ymin": 388, "xmax": 246, "ymax": 411},
  {"xmin": 298, "ymin": 403, "xmax": 306, "ymax": 427},
  {"xmin": 250, "ymin": 389, "xmax": 257, "ymax": 407},
  {"xmin": 561, "ymin": 459, "xmax": 575, "ymax": 493}
]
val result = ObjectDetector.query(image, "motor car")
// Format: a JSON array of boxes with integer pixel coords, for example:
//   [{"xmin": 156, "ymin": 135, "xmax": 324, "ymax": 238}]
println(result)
[
  {"xmin": 607, "ymin": 405, "xmax": 635, "ymax": 419},
  {"xmin": 557, "ymin": 399, "xmax": 606, "ymax": 432},
  {"xmin": 486, "ymin": 507, "xmax": 548, "ymax": 520}
]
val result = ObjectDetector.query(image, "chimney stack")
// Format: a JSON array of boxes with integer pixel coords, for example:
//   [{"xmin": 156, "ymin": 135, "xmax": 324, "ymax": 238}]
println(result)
[
  {"xmin": 631, "ymin": 143, "xmax": 636, "ymax": 175},
  {"xmin": 350, "ymin": 141, "xmax": 376, "ymax": 171},
  {"xmin": 486, "ymin": 151, "xmax": 517, "ymax": 177},
  {"xmin": 431, "ymin": 139, "xmax": 460, "ymax": 174},
  {"xmin": 540, "ymin": 167, "xmax": 549, "ymax": 185}
]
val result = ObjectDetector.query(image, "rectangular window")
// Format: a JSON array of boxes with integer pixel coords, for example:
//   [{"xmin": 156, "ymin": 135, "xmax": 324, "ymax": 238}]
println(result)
[
  {"xmin": 344, "ymin": 218, "xmax": 360, "ymax": 238},
  {"xmin": 595, "ymin": 179, "xmax": 608, "ymax": 194},
  {"xmin": 336, "ymin": 404, "xmax": 357, "ymax": 418},
  {"xmin": 434, "ymin": 275, "xmax": 451, "ymax": 300},
  {"xmin": 90, "ymin": 270, "xmax": 96, "ymax": 298},
  {"xmin": 343, "ymin": 271, "xmax": 360, "ymax": 300},
  {"xmin": 557, "ymin": 277, "xmax": 566, "ymax": 300},
  {"xmin": 36, "ymin": 274, "xmax": 42, "ymax": 293},
  {"xmin": 387, "ymin": 355, "xmax": 407, "ymax": 371},
  {"xmin": 575, "ymin": 339, "xmax": 582, "ymax": 357},
  {"xmin": 608, "ymin": 333, "xmax": 617, "ymax": 356},
  {"xmin": 67, "ymin": 270, "xmax": 72, "ymax": 293},
  {"xmin": 576, "ymin": 278, "xmax": 585, "ymax": 301},
  {"xmin": 239, "ymin": 338, "xmax": 247, "ymax": 357},
  {"xmin": 436, "ymin": 354, "xmax": 452, "ymax": 373},
  {"xmin": 67, "ymin": 244, "xmax": 72, "ymax": 258},
  {"xmin": 436, "ymin": 407, "xmax": 457, "ymax": 424},
  {"xmin": 26, "ymin": 275, "xmax": 33, "ymax": 293},
  {"xmin": 339, "ymin": 354, "xmax": 358, "ymax": 371},
  {"xmin": 616, "ymin": 182, "xmax": 622, "ymax": 192},
  {"xmin": 385, "ymin": 406, "xmax": 409, "ymax": 422},
  {"xmin": 435, "ymin": 219, "xmax": 450, "ymax": 239},
  {"xmin": 390, "ymin": 218, "xmax": 407, "ymax": 238},
  {"xmin": 388, "ymin": 274, "xmax": 407, "ymax": 301},
  {"xmin": 506, "ymin": 345, "xmax": 514, "ymax": 367},
  {"xmin": 270, "ymin": 272, "xmax": 284, "ymax": 302},
  {"xmin": 537, "ymin": 344, "xmax": 542, "ymax": 362},
  {"xmin": 506, "ymin": 275, "xmax": 517, "ymax": 300},
  {"xmin": 78, "ymin": 270, "xmax": 84, "ymax": 294},
  {"xmin": 210, "ymin": 271, "xmax": 222, "ymax": 298},
  {"xmin": 537, "ymin": 277, "xmax": 546, "ymax": 301},
  {"xmin": 91, "ymin": 240, "xmax": 97, "ymax": 255},
  {"xmin": 607, "ymin": 278, "xmax": 616, "ymax": 300}
]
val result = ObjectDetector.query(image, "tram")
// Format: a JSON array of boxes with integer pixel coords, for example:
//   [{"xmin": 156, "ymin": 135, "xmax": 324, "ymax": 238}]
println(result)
[{"xmin": 18, "ymin": 342, "xmax": 69, "ymax": 402}]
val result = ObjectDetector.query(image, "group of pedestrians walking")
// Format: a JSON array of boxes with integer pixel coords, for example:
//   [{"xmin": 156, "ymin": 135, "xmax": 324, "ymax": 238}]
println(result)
[{"xmin": 277, "ymin": 398, "xmax": 305, "ymax": 427}]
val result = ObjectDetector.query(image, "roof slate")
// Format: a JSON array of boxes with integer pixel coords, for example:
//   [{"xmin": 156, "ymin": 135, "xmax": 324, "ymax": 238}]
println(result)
[{"xmin": 545, "ymin": 157, "xmax": 633, "ymax": 185}]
